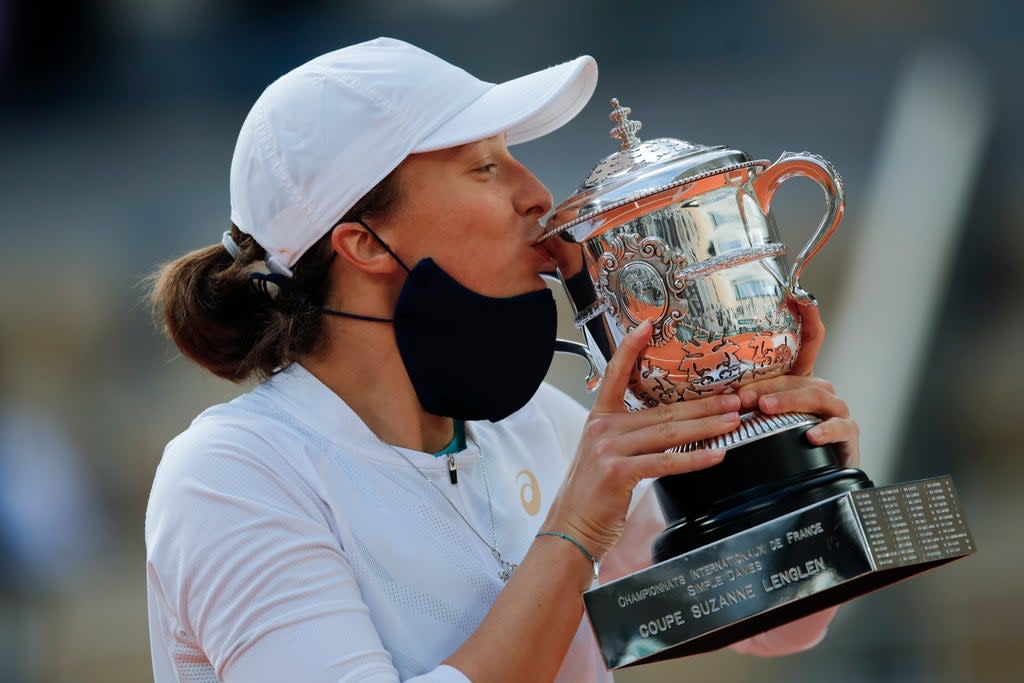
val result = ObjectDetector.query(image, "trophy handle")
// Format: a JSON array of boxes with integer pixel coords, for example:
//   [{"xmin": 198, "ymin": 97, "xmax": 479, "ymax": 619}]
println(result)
[
  {"xmin": 554, "ymin": 339, "xmax": 601, "ymax": 391},
  {"xmin": 750, "ymin": 151, "xmax": 845, "ymax": 303},
  {"xmin": 541, "ymin": 273, "xmax": 603, "ymax": 392}
]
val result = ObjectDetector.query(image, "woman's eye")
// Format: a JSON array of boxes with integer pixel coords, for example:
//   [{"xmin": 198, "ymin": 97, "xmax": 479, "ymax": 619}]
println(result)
[{"xmin": 475, "ymin": 163, "xmax": 498, "ymax": 174}]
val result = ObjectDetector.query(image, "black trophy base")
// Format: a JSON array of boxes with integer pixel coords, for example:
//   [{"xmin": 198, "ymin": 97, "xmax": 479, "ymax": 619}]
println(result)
[
  {"xmin": 583, "ymin": 476, "xmax": 975, "ymax": 669},
  {"xmin": 652, "ymin": 423, "xmax": 874, "ymax": 563}
]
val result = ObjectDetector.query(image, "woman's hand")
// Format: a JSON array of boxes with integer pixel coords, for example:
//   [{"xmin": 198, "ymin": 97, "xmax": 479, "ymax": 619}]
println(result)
[
  {"xmin": 736, "ymin": 374, "xmax": 859, "ymax": 468},
  {"xmin": 737, "ymin": 299, "xmax": 860, "ymax": 468},
  {"xmin": 541, "ymin": 233, "xmax": 585, "ymax": 279},
  {"xmin": 543, "ymin": 320, "xmax": 743, "ymax": 561}
]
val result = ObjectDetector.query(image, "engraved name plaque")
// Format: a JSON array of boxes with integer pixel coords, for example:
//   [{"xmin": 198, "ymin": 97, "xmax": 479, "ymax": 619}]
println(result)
[{"xmin": 583, "ymin": 476, "xmax": 974, "ymax": 669}]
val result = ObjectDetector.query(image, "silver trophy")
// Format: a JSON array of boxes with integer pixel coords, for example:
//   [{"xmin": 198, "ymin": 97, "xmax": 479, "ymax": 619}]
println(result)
[
  {"xmin": 545, "ymin": 100, "xmax": 975, "ymax": 668},
  {"xmin": 547, "ymin": 98, "xmax": 838, "ymax": 413}
]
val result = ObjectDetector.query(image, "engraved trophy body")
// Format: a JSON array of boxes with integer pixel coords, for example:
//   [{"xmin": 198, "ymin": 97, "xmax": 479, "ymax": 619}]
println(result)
[{"xmin": 545, "ymin": 100, "xmax": 975, "ymax": 668}]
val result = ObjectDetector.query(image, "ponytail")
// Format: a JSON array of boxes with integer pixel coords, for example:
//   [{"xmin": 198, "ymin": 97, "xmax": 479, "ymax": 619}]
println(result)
[
  {"xmin": 146, "ymin": 226, "xmax": 333, "ymax": 382},
  {"xmin": 148, "ymin": 169, "xmax": 401, "ymax": 382}
]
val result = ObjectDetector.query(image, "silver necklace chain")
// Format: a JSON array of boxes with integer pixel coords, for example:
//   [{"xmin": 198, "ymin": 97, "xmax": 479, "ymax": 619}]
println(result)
[{"xmin": 379, "ymin": 433, "xmax": 518, "ymax": 582}]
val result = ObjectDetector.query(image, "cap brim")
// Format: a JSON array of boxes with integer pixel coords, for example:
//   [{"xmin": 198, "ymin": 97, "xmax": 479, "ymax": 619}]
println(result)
[{"xmin": 412, "ymin": 55, "xmax": 597, "ymax": 153}]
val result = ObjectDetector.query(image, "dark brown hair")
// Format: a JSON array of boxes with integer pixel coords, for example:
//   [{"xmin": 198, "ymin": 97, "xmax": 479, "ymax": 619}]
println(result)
[{"xmin": 148, "ymin": 170, "xmax": 402, "ymax": 382}]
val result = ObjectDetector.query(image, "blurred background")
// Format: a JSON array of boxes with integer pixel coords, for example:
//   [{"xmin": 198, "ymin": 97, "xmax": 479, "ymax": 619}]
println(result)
[{"xmin": 0, "ymin": 0, "xmax": 1020, "ymax": 681}]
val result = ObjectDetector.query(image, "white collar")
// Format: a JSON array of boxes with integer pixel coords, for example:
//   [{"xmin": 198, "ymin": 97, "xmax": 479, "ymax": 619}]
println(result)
[{"xmin": 258, "ymin": 363, "xmax": 478, "ymax": 470}]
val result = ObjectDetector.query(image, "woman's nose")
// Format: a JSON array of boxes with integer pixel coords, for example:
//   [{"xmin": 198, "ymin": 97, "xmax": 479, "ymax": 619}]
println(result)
[{"xmin": 514, "ymin": 163, "xmax": 553, "ymax": 218}]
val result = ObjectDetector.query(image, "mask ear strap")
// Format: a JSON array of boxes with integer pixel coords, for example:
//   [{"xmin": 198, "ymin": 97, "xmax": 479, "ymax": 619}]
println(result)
[
  {"xmin": 321, "ymin": 308, "xmax": 393, "ymax": 323},
  {"xmin": 315, "ymin": 217, "xmax": 403, "ymax": 324},
  {"xmin": 356, "ymin": 218, "xmax": 412, "ymax": 274}
]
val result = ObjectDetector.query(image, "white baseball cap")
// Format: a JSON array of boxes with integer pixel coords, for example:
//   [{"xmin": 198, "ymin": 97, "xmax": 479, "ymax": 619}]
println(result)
[{"xmin": 229, "ymin": 36, "xmax": 598, "ymax": 276}]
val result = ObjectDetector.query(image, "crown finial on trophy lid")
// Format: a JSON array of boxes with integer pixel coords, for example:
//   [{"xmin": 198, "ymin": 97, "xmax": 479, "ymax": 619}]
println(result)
[{"xmin": 609, "ymin": 98, "xmax": 642, "ymax": 150}]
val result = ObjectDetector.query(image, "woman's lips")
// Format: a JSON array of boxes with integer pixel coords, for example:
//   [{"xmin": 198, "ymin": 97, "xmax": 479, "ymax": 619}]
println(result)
[{"xmin": 532, "ymin": 244, "xmax": 556, "ymax": 270}]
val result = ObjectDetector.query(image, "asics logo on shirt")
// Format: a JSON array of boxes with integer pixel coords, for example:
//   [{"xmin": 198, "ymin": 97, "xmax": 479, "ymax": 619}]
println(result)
[{"xmin": 517, "ymin": 469, "xmax": 541, "ymax": 516}]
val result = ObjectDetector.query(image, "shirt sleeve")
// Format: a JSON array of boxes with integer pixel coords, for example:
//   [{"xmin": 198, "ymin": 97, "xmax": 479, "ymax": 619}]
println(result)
[{"xmin": 146, "ymin": 419, "xmax": 471, "ymax": 683}]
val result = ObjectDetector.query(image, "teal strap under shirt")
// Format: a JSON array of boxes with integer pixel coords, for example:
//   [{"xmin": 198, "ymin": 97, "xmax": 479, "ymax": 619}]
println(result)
[{"xmin": 432, "ymin": 419, "xmax": 466, "ymax": 457}]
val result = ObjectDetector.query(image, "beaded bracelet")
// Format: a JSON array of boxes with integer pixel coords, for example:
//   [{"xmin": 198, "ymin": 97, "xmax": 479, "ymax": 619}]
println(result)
[{"xmin": 536, "ymin": 531, "xmax": 600, "ymax": 581}]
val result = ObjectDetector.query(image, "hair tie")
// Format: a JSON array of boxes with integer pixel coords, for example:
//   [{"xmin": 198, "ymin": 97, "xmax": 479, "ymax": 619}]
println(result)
[
  {"xmin": 221, "ymin": 230, "xmax": 242, "ymax": 260},
  {"xmin": 249, "ymin": 271, "xmax": 305, "ymax": 299}
]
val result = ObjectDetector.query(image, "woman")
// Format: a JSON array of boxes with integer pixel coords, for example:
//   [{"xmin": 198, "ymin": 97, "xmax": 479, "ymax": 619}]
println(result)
[{"xmin": 146, "ymin": 37, "xmax": 858, "ymax": 683}]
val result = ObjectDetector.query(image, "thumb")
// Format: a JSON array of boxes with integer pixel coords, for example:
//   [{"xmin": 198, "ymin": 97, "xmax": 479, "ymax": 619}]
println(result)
[
  {"xmin": 593, "ymin": 320, "xmax": 653, "ymax": 412},
  {"xmin": 541, "ymin": 236, "xmax": 584, "ymax": 279}
]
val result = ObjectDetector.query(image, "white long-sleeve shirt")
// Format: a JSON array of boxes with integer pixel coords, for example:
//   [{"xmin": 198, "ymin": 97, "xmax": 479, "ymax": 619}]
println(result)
[{"xmin": 146, "ymin": 363, "xmax": 661, "ymax": 682}]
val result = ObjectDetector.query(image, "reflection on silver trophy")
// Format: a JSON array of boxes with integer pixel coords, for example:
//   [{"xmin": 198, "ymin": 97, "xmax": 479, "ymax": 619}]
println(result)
[
  {"xmin": 545, "ymin": 100, "xmax": 975, "ymax": 668},
  {"xmin": 546, "ymin": 98, "xmax": 839, "ymax": 412}
]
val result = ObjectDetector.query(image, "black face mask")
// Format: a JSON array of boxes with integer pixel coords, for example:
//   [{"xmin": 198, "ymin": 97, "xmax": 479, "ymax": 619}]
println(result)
[{"xmin": 322, "ymin": 221, "xmax": 557, "ymax": 422}]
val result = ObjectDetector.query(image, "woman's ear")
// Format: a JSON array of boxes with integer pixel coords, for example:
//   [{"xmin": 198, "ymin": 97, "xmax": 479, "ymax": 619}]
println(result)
[{"xmin": 330, "ymin": 221, "xmax": 403, "ymax": 275}]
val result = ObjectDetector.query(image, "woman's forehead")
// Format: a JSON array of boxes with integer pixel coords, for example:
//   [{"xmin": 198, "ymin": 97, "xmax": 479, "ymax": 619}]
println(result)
[{"xmin": 406, "ymin": 134, "xmax": 508, "ymax": 164}]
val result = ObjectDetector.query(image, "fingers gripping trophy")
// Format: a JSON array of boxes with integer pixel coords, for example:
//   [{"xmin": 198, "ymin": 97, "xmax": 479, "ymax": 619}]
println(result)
[{"xmin": 545, "ymin": 100, "xmax": 975, "ymax": 668}]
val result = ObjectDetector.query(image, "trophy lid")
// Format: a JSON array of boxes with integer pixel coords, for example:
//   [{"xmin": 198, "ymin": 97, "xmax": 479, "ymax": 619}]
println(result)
[{"xmin": 543, "ymin": 99, "xmax": 765, "ymax": 238}]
